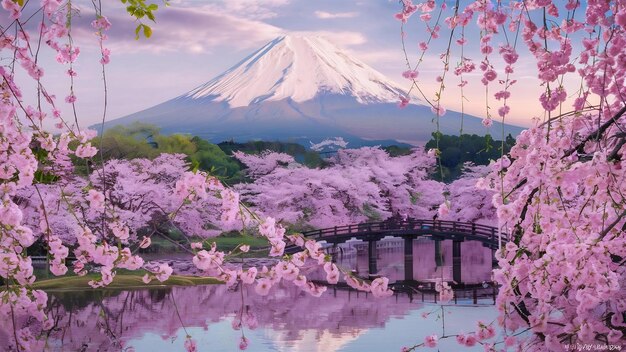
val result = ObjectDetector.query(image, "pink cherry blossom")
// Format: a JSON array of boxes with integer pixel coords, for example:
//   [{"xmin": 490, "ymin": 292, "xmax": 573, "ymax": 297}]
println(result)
[
  {"xmin": 240, "ymin": 267, "xmax": 257, "ymax": 284},
  {"xmin": 239, "ymin": 336, "xmax": 249, "ymax": 350},
  {"xmin": 138, "ymin": 236, "xmax": 151, "ymax": 249},
  {"xmin": 398, "ymin": 96, "xmax": 410, "ymax": 108},
  {"xmin": 430, "ymin": 105, "xmax": 446, "ymax": 116},
  {"xmin": 184, "ymin": 338, "xmax": 197, "ymax": 352},
  {"xmin": 254, "ymin": 278, "xmax": 272, "ymax": 296},
  {"xmin": 402, "ymin": 70, "xmax": 418, "ymax": 79},
  {"xmin": 424, "ymin": 334, "xmax": 437, "ymax": 348}
]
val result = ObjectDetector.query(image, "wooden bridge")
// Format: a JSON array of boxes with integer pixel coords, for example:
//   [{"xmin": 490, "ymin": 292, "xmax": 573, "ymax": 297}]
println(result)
[{"xmin": 289, "ymin": 218, "xmax": 506, "ymax": 285}]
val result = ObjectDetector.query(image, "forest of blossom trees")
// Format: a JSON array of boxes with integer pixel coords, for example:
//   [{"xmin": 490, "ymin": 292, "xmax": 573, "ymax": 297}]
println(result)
[{"xmin": 234, "ymin": 148, "xmax": 494, "ymax": 229}]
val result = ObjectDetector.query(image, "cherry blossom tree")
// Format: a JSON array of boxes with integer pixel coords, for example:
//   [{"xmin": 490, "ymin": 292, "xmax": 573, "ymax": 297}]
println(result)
[
  {"xmin": 235, "ymin": 147, "xmax": 444, "ymax": 229},
  {"xmin": 16, "ymin": 153, "xmax": 231, "ymax": 247},
  {"xmin": 397, "ymin": 0, "xmax": 626, "ymax": 350},
  {"xmin": 0, "ymin": 6, "xmax": 402, "ymax": 352},
  {"xmin": 443, "ymin": 163, "xmax": 496, "ymax": 226},
  {"xmin": 0, "ymin": 2, "xmax": 396, "ymax": 350}
]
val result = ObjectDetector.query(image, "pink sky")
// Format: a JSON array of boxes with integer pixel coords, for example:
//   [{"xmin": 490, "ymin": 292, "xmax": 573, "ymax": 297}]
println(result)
[{"xmin": 15, "ymin": 0, "xmax": 573, "ymax": 130}]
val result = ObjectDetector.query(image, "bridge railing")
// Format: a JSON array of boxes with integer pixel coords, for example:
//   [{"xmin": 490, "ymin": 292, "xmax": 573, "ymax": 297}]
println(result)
[{"xmin": 301, "ymin": 219, "xmax": 505, "ymax": 245}]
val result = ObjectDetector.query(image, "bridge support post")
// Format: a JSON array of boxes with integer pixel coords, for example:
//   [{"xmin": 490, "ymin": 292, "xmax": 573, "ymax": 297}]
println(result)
[
  {"xmin": 452, "ymin": 240, "xmax": 462, "ymax": 284},
  {"xmin": 404, "ymin": 237, "xmax": 414, "ymax": 281},
  {"xmin": 434, "ymin": 239, "xmax": 442, "ymax": 267},
  {"xmin": 368, "ymin": 240, "xmax": 377, "ymax": 275}
]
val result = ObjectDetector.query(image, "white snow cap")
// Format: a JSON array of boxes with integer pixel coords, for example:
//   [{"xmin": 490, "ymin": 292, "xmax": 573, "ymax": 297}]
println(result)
[{"xmin": 183, "ymin": 35, "xmax": 411, "ymax": 107}]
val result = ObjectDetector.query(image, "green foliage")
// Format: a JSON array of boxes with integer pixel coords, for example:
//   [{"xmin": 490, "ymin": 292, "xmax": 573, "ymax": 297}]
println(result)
[
  {"xmin": 383, "ymin": 145, "xmax": 412, "ymax": 157},
  {"xmin": 120, "ymin": 0, "xmax": 167, "ymax": 39},
  {"xmin": 136, "ymin": 23, "xmax": 152, "ymax": 39},
  {"xmin": 190, "ymin": 137, "xmax": 243, "ymax": 182},
  {"xmin": 425, "ymin": 133, "xmax": 516, "ymax": 182},
  {"xmin": 31, "ymin": 143, "xmax": 61, "ymax": 184},
  {"xmin": 409, "ymin": 191, "xmax": 421, "ymax": 205},
  {"xmin": 95, "ymin": 123, "xmax": 166, "ymax": 160},
  {"xmin": 155, "ymin": 133, "xmax": 196, "ymax": 155},
  {"xmin": 34, "ymin": 170, "xmax": 59, "ymax": 184},
  {"xmin": 93, "ymin": 123, "xmax": 242, "ymax": 182},
  {"xmin": 207, "ymin": 231, "xmax": 270, "ymax": 252},
  {"xmin": 362, "ymin": 203, "xmax": 382, "ymax": 221},
  {"xmin": 30, "ymin": 273, "xmax": 220, "ymax": 291}
]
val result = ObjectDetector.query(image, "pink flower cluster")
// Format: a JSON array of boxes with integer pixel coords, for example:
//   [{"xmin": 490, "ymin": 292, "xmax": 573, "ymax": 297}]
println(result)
[
  {"xmin": 398, "ymin": 1, "xmax": 626, "ymax": 350},
  {"xmin": 92, "ymin": 16, "xmax": 112, "ymax": 65},
  {"xmin": 402, "ymin": 69, "xmax": 418, "ymax": 80},
  {"xmin": 259, "ymin": 217, "xmax": 286, "ymax": 256},
  {"xmin": 434, "ymin": 278, "xmax": 453, "ymax": 303}
]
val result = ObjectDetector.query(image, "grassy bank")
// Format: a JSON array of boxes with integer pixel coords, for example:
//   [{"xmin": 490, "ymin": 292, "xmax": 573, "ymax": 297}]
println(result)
[
  {"xmin": 30, "ymin": 272, "xmax": 222, "ymax": 291},
  {"xmin": 209, "ymin": 232, "xmax": 270, "ymax": 252},
  {"xmin": 141, "ymin": 231, "xmax": 270, "ymax": 256}
]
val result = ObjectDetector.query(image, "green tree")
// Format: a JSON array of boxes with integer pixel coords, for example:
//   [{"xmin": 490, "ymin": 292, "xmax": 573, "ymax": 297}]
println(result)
[
  {"xmin": 91, "ymin": 123, "xmax": 242, "ymax": 182},
  {"xmin": 425, "ymin": 133, "xmax": 515, "ymax": 182}
]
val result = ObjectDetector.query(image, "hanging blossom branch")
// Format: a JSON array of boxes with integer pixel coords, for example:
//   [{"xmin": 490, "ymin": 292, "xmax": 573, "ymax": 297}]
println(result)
[
  {"xmin": 398, "ymin": 0, "xmax": 626, "ymax": 351},
  {"xmin": 0, "ymin": 3, "xmax": 397, "ymax": 351}
]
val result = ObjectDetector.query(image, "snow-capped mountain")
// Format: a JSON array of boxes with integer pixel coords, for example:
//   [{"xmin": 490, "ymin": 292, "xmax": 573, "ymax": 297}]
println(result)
[
  {"xmin": 102, "ymin": 35, "xmax": 523, "ymax": 145},
  {"xmin": 184, "ymin": 35, "xmax": 409, "ymax": 107}
]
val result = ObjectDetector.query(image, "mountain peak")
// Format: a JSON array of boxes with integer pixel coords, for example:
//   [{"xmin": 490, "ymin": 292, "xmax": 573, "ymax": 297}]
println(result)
[
  {"xmin": 103, "ymin": 34, "xmax": 524, "ymax": 145},
  {"xmin": 181, "ymin": 34, "xmax": 410, "ymax": 107}
]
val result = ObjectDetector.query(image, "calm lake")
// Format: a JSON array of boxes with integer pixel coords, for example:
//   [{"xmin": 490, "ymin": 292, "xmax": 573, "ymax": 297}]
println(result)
[{"xmin": 2, "ymin": 238, "xmax": 501, "ymax": 351}]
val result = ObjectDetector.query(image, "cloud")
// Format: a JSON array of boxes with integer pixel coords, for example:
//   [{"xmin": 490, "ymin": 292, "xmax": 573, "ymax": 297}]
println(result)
[
  {"xmin": 72, "ymin": 6, "xmax": 284, "ymax": 54},
  {"xmin": 314, "ymin": 11, "xmax": 359, "ymax": 19},
  {"xmin": 292, "ymin": 31, "xmax": 367, "ymax": 47},
  {"xmin": 68, "ymin": 4, "xmax": 367, "ymax": 55},
  {"xmin": 174, "ymin": 0, "xmax": 290, "ymax": 20}
]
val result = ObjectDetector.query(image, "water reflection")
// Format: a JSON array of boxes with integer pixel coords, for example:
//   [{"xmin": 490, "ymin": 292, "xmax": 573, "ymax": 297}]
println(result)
[
  {"xmin": 328, "ymin": 238, "xmax": 493, "ymax": 283},
  {"xmin": 0, "ymin": 238, "xmax": 499, "ymax": 351},
  {"xmin": 1, "ymin": 282, "xmax": 498, "ymax": 352}
]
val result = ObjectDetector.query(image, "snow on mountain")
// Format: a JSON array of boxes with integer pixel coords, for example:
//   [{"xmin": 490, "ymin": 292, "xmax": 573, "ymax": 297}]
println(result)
[
  {"xmin": 181, "ymin": 35, "xmax": 412, "ymax": 107},
  {"xmin": 101, "ymin": 35, "xmax": 523, "ymax": 146}
]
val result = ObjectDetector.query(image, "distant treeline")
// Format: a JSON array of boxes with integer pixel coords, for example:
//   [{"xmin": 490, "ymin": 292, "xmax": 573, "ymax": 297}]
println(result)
[
  {"xmin": 425, "ymin": 133, "xmax": 516, "ymax": 182},
  {"xmin": 86, "ymin": 123, "xmax": 515, "ymax": 183},
  {"xmin": 88, "ymin": 124, "xmax": 327, "ymax": 183},
  {"xmin": 85, "ymin": 124, "xmax": 242, "ymax": 182}
]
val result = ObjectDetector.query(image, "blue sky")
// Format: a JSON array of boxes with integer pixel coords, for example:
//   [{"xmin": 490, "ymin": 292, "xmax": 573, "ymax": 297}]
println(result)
[{"xmin": 19, "ymin": 0, "xmax": 561, "ymax": 129}]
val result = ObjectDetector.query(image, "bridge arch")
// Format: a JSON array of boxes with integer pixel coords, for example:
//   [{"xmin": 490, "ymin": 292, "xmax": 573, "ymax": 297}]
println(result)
[{"xmin": 289, "ymin": 219, "xmax": 506, "ymax": 285}]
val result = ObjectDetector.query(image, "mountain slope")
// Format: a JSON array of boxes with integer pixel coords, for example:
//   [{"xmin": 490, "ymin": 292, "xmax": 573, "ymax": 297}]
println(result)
[
  {"xmin": 181, "ymin": 35, "xmax": 411, "ymax": 107},
  {"xmin": 102, "ymin": 35, "xmax": 524, "ymax": 145}
]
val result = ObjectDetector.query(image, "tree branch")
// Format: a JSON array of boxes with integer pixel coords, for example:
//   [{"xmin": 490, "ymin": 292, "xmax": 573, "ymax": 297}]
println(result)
[{"xmin": 563, "ymin": 104, "xmax": 626, "ymax": 158}]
